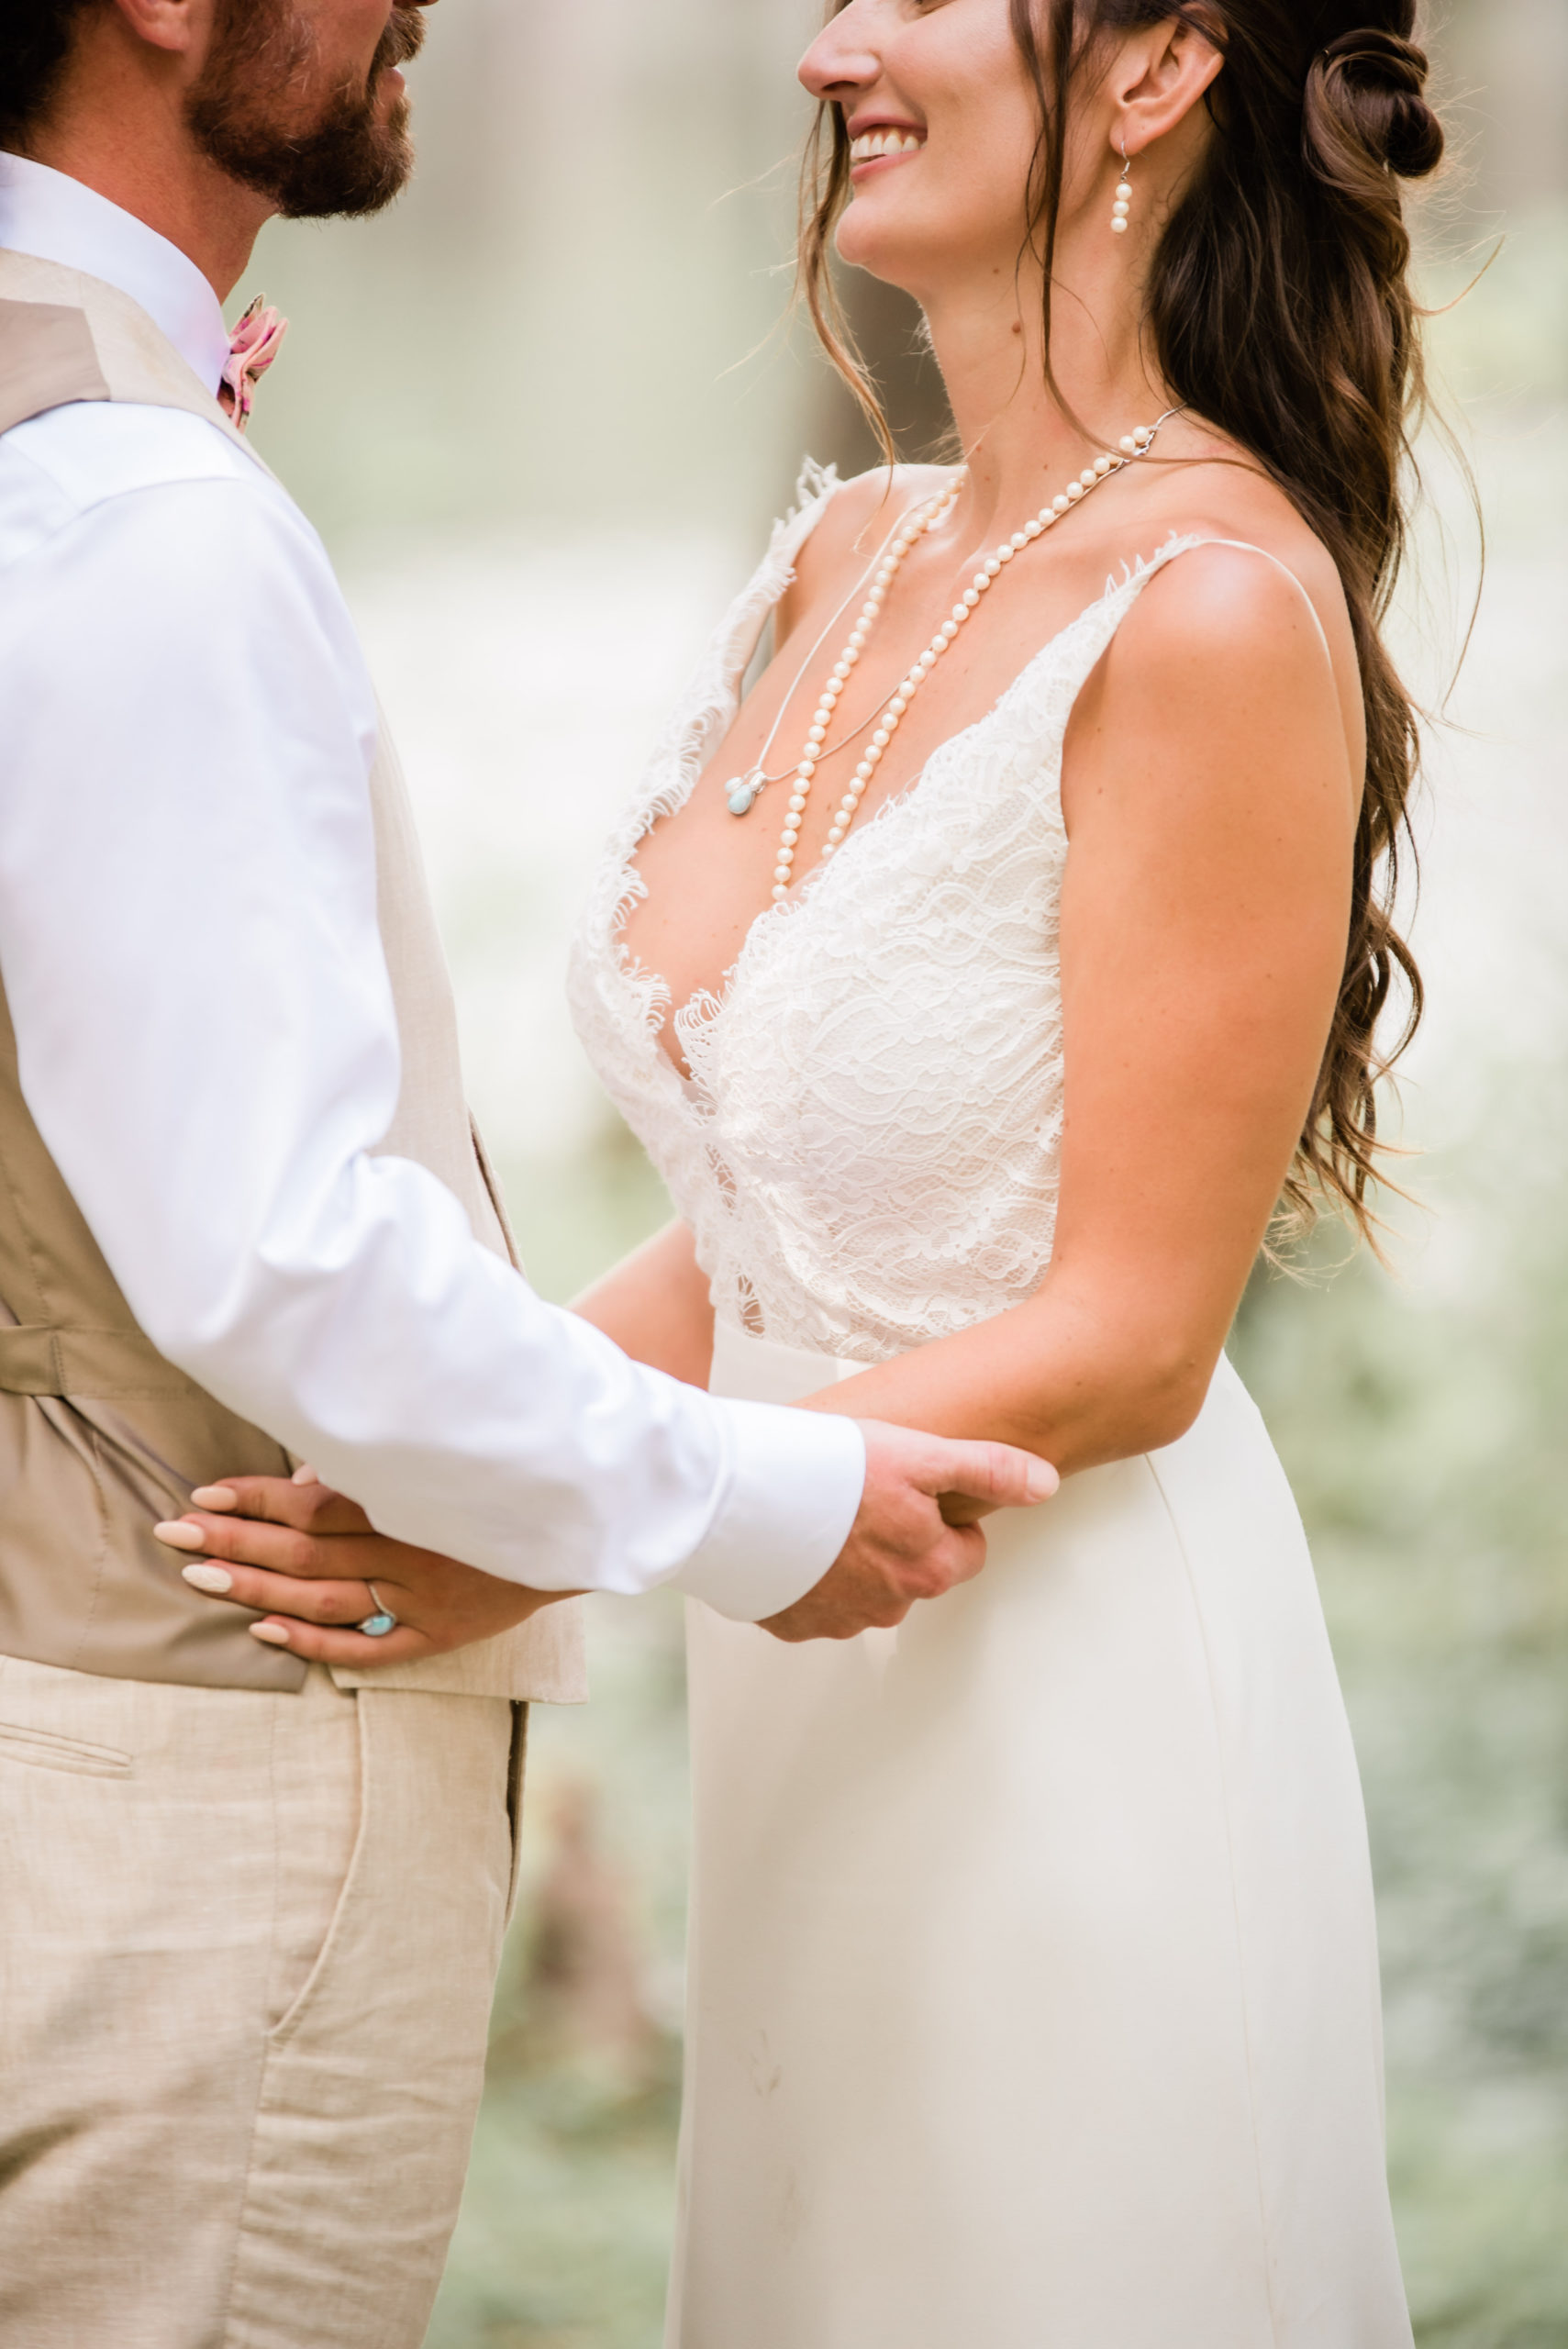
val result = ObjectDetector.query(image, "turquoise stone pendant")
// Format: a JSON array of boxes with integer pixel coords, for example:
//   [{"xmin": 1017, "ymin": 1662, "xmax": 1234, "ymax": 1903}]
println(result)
[{"xmin": 726, "ymin": 771, "xmax": 762, "ymax": 817}]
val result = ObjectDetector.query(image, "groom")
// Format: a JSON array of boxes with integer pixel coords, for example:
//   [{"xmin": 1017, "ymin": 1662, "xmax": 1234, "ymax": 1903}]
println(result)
[{"xmin": 0, "ymin": 2, "xmax": 1052, "ymax": 2343}]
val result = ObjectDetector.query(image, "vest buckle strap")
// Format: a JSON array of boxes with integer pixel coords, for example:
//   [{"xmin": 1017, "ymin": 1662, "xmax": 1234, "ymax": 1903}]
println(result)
[{"xmin": 0, "ymin": 1324, "xmax": 200, "ymax": 1400}]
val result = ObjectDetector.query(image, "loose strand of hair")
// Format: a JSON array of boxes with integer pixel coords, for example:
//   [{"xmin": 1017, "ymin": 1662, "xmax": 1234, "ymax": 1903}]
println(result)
[{"xmin": 798, "ymin": 101, "xmax": 898, "ymax": 474}]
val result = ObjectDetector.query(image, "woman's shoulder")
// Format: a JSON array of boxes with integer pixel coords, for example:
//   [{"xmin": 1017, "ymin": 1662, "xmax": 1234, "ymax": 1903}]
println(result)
[
  {"xmin": 1125, "ymin": 446, "xmax": 1351, "ymax": 663},
  {"xmin": 1099, "ymin": 458, "xmax": 1365, "ymax": 788},
  {"xmin": 776, "ymin": 462, "xmax": 958, "ymax": 643}
]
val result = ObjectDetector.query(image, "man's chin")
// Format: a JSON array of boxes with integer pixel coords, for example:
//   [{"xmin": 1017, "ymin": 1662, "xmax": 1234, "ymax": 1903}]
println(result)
[
  {"xmin": 273, "ymin": 127, "xmax": 414, "ymax": 220},
  {"xmin": 220, "ymin": 95, "xmax": 416, "ymax": 221}
]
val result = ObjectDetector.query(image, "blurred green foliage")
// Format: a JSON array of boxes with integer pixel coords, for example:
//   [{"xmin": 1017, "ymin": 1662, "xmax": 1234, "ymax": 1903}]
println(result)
[{"xmin": 1235, "ymin": 1141, "xmax": 1568, "ymax": 2341}]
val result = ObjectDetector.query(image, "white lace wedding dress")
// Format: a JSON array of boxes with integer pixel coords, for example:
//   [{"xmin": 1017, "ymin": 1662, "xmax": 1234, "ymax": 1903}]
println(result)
[{"xmin": 567, "ymin": 469, "xmax": 1413, "ymax": 2348}]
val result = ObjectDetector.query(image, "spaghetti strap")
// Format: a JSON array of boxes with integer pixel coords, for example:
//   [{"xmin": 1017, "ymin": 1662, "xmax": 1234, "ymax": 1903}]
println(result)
[{"xmin": 1178, "ymin": 536, "xmax": 1336, "ymax": 670}]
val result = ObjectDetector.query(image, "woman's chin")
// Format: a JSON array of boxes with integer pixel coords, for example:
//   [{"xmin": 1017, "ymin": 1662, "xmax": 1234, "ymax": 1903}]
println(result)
[{"xmin": 833, "ymin": 212, "xmax": 933, "ymax": 301}]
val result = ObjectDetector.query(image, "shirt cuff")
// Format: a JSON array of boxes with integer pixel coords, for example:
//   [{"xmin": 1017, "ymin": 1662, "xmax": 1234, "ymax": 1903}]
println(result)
[{"xmin": 672, "ymin": 1397, "xmax": 867, "ymax": 1622}]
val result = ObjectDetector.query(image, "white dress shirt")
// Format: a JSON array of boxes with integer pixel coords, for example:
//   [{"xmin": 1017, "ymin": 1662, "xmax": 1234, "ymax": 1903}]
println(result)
[{"xmin": 0, "ymin": 153, "xmax": 866, "ymax": 1618}]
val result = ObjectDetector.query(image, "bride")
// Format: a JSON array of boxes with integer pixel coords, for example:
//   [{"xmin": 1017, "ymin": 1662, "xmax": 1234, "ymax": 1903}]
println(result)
[{"xmin": 176, "ymin": 0, "xmax": 1445, "ymax": 2338}]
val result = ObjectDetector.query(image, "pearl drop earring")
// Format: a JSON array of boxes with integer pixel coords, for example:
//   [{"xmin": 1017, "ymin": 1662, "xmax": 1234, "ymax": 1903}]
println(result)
[{"xmin": 1111, "ymin": 146, "xmax": 1132, "ymax": 237}]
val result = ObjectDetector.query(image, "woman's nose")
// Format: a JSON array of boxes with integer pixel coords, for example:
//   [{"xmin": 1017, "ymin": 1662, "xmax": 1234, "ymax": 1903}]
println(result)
[{"xmin": 798, "ymin": 3, "xmax": 881, "ymax": 105}]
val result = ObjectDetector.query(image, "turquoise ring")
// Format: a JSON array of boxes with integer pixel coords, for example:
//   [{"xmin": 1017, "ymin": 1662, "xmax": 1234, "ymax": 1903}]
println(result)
[{"xmin": 357, "ymin": 1583, "xmax": 397, "ymax": 1638}]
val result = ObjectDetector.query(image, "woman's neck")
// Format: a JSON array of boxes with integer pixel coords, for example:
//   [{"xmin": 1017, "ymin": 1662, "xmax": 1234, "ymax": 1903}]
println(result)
[{"xmin": 920, "ymin": 247, "xmax": 1173, "ymax": 549}]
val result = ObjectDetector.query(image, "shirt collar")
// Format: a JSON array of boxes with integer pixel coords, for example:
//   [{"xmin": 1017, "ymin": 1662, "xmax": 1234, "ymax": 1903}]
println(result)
[{"xmin": 0, "ymin": 151, "xmax": 232, "ymax": 396}]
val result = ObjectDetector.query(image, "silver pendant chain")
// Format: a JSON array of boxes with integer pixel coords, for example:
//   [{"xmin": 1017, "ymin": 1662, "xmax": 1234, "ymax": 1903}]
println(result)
[{"xmin": 721, "ymin": 497, "xmax": 935, "ymax": 818}]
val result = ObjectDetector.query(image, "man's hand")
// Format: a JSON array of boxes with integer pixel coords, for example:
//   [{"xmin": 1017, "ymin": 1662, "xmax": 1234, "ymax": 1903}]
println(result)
[{"xmin": 761, "ymin": 1420, "xmax": 1059, "ymax": 1642}]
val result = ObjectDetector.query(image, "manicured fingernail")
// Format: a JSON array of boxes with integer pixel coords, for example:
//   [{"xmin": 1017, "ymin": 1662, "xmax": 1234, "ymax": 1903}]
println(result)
[
  {"xmin": 181, "ymin": 1563, "xmax": 233, "ymax": 1595},
  {"xmin": 191, "ymin": 1485, "xmax": 239, "ymax": 1510},
  {"xmin": 1026, "ymin": 1462, "xmax": 1060, "ymax": 1502},
  {"xmin": 154, "ymin": 1519, "xmax": 206, "ymax": 1551},
  {"xmin": 291, "ymin": 1464, "xmax": 321, "ymax": 1486},
  {"xmin": 250, "ymin": 1622, "xmax": 292, "ymax": 1646}
]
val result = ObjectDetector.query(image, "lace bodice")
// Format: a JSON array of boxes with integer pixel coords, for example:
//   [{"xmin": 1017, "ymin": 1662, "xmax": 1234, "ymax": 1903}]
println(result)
[{"xmin": 567, "ymin": 467, "xmax": 1199, "ymax": 1365}]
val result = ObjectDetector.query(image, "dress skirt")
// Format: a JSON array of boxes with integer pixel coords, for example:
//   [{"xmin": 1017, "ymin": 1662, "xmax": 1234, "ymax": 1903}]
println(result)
[{"xmin": 666, "ymin": 1318, "xmax": 1413, "ymax": 2349}]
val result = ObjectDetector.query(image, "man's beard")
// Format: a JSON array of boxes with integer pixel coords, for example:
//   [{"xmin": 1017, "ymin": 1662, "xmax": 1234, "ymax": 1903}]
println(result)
[{"xmin": 187, "ymin": 2, "xmax": 425, "ymax": 220}]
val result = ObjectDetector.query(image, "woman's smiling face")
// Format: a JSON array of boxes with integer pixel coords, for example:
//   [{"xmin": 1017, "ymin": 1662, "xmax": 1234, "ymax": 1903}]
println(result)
[{"xmin": 799, "ymin": 0, "xmax": 1053, "ymax": 303}]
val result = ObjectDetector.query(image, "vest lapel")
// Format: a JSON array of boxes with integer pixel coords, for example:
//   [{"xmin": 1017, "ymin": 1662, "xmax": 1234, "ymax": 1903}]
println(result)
[{"xmin": 0, "ymin": 249, "xmax": 253, "ymax": 451}]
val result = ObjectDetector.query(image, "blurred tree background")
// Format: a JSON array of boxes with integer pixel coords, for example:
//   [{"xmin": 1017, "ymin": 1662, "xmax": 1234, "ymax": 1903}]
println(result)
[{"xmin": 239, "ymin": 4, "xmax": 1568, "ymax": 2342}]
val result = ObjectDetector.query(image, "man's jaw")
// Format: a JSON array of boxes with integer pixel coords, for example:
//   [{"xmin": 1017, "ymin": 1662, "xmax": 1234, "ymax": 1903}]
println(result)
[{"xmin": 186, "ymin": 0, "xmax": 421, "ymax": 227}]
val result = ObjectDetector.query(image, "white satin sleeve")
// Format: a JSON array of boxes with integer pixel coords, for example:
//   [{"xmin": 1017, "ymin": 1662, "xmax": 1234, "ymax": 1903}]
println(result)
[{"xmin": 0, "ymin": 440, "xmax": 864, "ymax": 1617}]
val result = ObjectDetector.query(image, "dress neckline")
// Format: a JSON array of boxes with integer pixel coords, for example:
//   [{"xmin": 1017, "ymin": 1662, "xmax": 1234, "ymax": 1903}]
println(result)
[{"xmin": 606, "ymin": 475, "xmax": 1200, "ymax": 1089}]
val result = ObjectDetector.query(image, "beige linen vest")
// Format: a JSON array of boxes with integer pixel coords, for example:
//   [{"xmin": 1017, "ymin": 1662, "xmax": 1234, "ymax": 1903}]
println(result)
[{"xmin": 0, "ymin": 250, "xmax": 584, "ymax": 1702}]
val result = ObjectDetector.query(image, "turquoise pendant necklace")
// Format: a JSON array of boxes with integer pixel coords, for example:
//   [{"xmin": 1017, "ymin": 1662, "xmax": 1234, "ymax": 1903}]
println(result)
[{"xmin": 720, "ymin": 498, "xmax": 930, "ymax": 818}]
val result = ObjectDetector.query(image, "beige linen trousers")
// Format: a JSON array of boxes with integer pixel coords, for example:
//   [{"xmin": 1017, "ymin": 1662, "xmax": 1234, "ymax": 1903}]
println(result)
[{"xmin": 0, "ymin": 1655, "xmax": 525, "ymax": 2348}]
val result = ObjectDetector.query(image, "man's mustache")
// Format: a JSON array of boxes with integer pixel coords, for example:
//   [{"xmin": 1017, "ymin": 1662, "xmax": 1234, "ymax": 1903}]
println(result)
[{"xmin": 376, "ymin": 6, "xmax": 428, "ymax": 74}]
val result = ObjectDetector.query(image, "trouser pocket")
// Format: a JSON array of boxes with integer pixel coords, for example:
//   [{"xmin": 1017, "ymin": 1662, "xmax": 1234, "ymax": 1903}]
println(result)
[
  {"xmin": 0, "ymin": 1720, "xmax": 132, "ymax": 1776},
  {"xmin": 262, "ymin": 1674, "xmax": 363, "ymax": 2043}
]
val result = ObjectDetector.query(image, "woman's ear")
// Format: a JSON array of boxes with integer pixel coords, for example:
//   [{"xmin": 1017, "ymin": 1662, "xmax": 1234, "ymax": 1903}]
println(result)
[{"xmin": 1115, "ymin": 11, "xmax": 1226, "ymax": 158}]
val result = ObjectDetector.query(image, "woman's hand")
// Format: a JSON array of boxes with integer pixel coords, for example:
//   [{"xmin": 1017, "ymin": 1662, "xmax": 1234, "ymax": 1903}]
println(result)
[{"xmin": 154, "ymin": 1473, "xmax": 573, "ymax": 1668}]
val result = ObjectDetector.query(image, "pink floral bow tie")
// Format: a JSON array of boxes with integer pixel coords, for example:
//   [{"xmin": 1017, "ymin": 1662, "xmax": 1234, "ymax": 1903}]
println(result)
[{"xmin": 218, "ymin": 295, "xmax": 288, "ymax": 434}]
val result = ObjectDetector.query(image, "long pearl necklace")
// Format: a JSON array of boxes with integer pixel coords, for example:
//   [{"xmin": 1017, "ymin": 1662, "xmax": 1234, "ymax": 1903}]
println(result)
[{"xmin": 764, "ymin": 411, "xmax": 1178, "ymax": 900}]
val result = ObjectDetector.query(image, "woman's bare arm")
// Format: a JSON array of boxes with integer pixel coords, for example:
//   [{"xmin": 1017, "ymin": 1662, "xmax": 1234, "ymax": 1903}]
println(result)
[
  {"xmin": 571, "ymin": 1218, "xmax": 716, "ymax": 1387},
  {"xmin": 801, "ymin": 543, "xmax": 1360, "ymax": 1475}
]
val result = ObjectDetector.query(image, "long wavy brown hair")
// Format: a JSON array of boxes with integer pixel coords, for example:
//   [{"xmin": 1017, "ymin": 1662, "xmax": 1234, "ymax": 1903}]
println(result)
[{"xmin": 801, "ymin": 0, "xmax": 1447, "ymax": 1243}]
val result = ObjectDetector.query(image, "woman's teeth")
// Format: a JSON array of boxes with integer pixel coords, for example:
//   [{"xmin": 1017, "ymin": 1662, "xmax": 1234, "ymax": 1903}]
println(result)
[{"xmin": 851, "ymin": 128, "xmax": 925, "ymax": 164}]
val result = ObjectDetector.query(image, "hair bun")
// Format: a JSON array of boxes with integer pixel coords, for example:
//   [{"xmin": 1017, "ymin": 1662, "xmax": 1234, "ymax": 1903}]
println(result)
[{"xmin": 1309, "ymin": 26, "xmax": 1445, "ymax": 181}]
